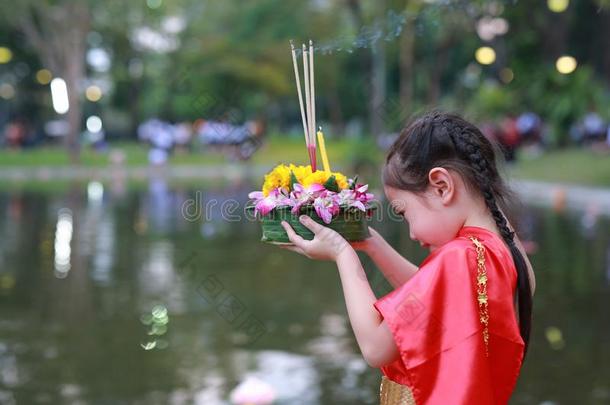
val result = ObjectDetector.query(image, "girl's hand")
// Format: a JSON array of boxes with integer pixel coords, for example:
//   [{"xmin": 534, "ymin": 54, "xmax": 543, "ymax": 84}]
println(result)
[
  {"xmin": 349, "ymin": 226, "xmax": 381, "ymax": 253},
  {"xmin": 279, "ymin": 215, "xmax": 353, "ymax": 261}
]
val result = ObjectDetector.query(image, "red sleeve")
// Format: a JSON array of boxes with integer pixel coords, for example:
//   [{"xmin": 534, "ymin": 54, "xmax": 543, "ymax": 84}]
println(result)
[{"xmin": 373, "ymin": 241, "xmax": 496, "ymax": 404}]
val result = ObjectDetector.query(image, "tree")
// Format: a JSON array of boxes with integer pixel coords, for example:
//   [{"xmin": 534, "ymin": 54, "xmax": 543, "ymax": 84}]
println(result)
[{"xmin": 1, "ymin": 1, "xmax": 90, "ymax": 162}]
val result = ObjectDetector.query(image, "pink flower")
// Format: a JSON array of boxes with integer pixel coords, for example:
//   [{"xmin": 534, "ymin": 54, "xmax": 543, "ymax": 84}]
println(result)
[
  {"xmin": 248, "ymin": 179, "xmax": 375, "ymax": 220},
  {"xmin": 354, "ymin": 184, "xmax": 375, "ymax": 204},
  {"xmin": 313, "ymin": 192, "xmax": 340, "ymax": 224},
  {"xmin": 334, "ymin": 187, "xmax": 373, "ymax": 212},
  {"xmin": 289, "ymin": 183, "xmax": 325, "ymax": 214},
  {"xmin": 248, "ymin": 187, "xmax": 291, "ymax": 216}
]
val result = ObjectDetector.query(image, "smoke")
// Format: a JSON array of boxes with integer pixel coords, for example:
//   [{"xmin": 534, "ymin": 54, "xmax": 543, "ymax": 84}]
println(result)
[
  {"xmin": 293, "ymin": 0, "xmax": 513, "ymax": 56},
  {"xmin": 290, "ymin": 9, "xmax": 408, "ymax": 57}
]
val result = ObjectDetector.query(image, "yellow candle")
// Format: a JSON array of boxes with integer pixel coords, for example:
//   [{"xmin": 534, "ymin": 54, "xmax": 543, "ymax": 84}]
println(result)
[{"xmin": 317, "ymin": 128, "xmax": 331, "ymax": 172}]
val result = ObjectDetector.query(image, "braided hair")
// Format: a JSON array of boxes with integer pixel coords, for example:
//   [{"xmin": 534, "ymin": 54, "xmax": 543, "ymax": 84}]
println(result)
[{"xmin": 382, "ymin": 111, "xmax": 533, "ymax": 357}]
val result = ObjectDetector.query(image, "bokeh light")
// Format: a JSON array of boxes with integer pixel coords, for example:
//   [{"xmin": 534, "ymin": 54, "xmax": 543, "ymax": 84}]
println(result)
[
  {"xmin": 0, "ymin": 47, "xmax": 12, "ymax": 64},
  {"xmin": 548, "ymin": 0, "xmax": 569, "ymax": 13},
  {"xmin": 146, "ymin": 0, "xmax": 162, "ymax": 9},
  {"xmin": 54, "ymin": 208, "xmax": 73, "ymax": 278},
  {"xmin": 87, "ymin": 181, "xmax": 104, "ymax": 203},
  {"xmin": 475, "ymin": 46, "xmax": 496, "ymax": 65},
  {"xmin": 86, "ymin": 115, "xmax": 103, "ymax": 133},
  {"xmin": 85, "ymin": 85, "xmax": 103, "ymax": 102},
  {"xmin": 500, "ymin": 68, "xmax": 514, "ymax": 84},
  {"xmin": 556, "ymin": 55, "xmax": 577, "ymax": 74},
  {"xmin": 36, "ymin": 69, "xmax": 53, "ymax": 85},
  {"xmin": 50, "ymin": 78, "xmax": 70, "ymax": 114},
  {"xmin": 0, "ymin": 83, "xmax": 15, "ymax": 99}
]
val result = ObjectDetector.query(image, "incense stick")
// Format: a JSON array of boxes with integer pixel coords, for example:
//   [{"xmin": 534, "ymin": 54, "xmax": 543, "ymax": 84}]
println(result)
[
  {"xmin": 302, "ymin": 45, "xmax": 311, "ymax": 143},
  {"xmin": 290, "ymin": 41, "xmax": 309, "ymax": 150},
  {"xmin": 302, "ymin": 44, "xmax": 316, "ymax": 171},
  {"xmin": 309, "ymin": 40, "xmax": 316, "ymax": 150}
]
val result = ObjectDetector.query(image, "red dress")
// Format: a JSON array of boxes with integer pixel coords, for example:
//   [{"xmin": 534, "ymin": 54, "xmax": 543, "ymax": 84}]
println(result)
[{"xmin": 373, "ymin": 226, "xmax": 524, "ymax": 404}]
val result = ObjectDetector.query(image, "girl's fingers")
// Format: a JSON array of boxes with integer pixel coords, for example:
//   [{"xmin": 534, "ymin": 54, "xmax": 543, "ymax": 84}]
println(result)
[
  {"xmin": 281, "ymin": 220, "xmax": 307, "ymax": 248},
  {"xmin": 279, "ymin": 245, "xmax": 307, "ymax": 255},
  {"xmin": 298, "ymin": 215, "xmax": 324, "ymax": 234}
]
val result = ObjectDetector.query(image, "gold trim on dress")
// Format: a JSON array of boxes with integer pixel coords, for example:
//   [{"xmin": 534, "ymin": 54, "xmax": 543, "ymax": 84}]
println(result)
[
  {"xmin": 379, "ymin": 375, "xmax": 416, "ymax": 405},
  {"xmin": 468, "ymin": 236, "xmax": 490, "ymax": 356}
]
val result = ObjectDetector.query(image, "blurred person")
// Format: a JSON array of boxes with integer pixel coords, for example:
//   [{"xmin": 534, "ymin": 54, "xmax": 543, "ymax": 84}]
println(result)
[
  {"xmin": 582, "ymin": 110, "xmax": 606, "ymax": 143},
  {"xmin": 172, "ymin": 122, "xmax": 193, "ymax": 153},
  {"xmin": 195, "ymin": 118, "xmax": 265, "ymax": 160},
  {"xmin": 516, "ymin": 111, "xmax": 542, "ymax": 145},
  {"xmin": 138, "ymin": 118, "xmax": 175, "ymax": 166},
  {"xmin": 3, "ymin": 118, "xmax": 27, "ymax": 148},
  {"xmin": 498, "ymin": 115, "xmax": 520, "ymax": 163}
]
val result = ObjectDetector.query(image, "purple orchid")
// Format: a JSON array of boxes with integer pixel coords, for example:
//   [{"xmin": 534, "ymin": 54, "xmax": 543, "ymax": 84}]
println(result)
[
  {"xmin": 313, "ymin": 191, "xmax": 341, "ymax": 224},
  {"xmin": 354, "ymin": 183, "xmax": 375, "ymax": 205},
  {"xmin": 333, "ymin": 184, "xmax": 375, "ymax": 212},
  {"xmin": 334, "ymin": 189, "xmax": 366, "ymax": 212},
  {"xmin": 248, "ymin": 187, "xmax": 292, "ymax": 216},
  {"xmin": 289, "ymin": 183, "xmax": 325, "ymax": 214}
]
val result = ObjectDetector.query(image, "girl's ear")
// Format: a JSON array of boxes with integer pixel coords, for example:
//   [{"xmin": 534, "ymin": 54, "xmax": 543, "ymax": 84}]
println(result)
[{"xmin": 428, "ymin": 167, "xmax": 455, "ymax": 205}]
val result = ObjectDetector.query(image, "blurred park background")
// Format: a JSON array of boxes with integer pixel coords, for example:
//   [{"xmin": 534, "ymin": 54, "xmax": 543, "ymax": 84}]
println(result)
[{"xmin": 0, "ymin": 0, "xmax": 609, "ymax": 404}]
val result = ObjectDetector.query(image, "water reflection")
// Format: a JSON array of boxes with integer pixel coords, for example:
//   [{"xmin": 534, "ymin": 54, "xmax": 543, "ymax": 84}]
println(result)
[
  {"xmin": 0, "ymin": 182, "xmax": 608, "ymax": 404},
  {"xmin": 54, "ymin": 208, "xmax": 73, "ymax": 278}
]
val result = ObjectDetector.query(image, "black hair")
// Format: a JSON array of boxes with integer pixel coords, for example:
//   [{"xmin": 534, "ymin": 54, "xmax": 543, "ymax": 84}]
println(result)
[{"xmin": 382, "ymin": 111, "xmax": 533, "ymax": 357}]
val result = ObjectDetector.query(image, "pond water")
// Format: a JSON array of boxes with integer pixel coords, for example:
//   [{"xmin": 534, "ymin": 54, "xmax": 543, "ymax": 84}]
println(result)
[{"xmin": 0, "ymin": 178, "xmax": 608, "ymax": 404}]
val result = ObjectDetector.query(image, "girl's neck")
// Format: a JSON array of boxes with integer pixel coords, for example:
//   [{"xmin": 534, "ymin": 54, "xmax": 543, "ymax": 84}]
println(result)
[{"xmin": 462, "ymin": 206, "xmax": 502, "ymax": 238}]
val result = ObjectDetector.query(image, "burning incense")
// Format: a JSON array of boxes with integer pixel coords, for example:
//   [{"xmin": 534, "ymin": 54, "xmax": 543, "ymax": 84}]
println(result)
[
  {"xmin": 302, "ymin": 44, "xmax": 316, "ymax": 171},
  {"xmin": 309, "ymin": 40, "xmax": 316, "ymax": 151},
  {"xmin": 290, "ymin": 41, "xmax": 309, "ymax": 152}
]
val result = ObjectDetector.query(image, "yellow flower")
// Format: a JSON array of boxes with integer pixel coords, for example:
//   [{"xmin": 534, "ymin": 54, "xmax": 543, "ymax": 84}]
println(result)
[
  {"xmin": 333, "ymin": 172, "xmax": 349, "ymax": 189},
  {"xmin": 261, "ymin": 164, "xmax": 349, "ymax": 196},
  {"xmin": 288, "ymin": 164, "xmax": 312, "ymax": 184},
  {"xmin": 302, "ymin": 170, "xmax": 349, "ymax": 190},
  {"xmin": 262, "ymin": 164, "xmax": 291, "ymax": 196},
  {"xmin": 302, "ymin": 170, "xmax": 328, "ymax": 188}
]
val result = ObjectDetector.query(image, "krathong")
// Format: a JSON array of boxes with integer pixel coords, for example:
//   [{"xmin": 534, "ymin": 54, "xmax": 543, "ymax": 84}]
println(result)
[{"xmin": 247, "ymin": 40, "xmax": 378, "ymax": 244}]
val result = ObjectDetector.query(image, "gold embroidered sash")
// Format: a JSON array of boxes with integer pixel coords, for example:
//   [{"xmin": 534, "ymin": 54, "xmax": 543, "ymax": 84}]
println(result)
[
  {"xmin": 468, "ymin": 236, "xmax": 489, "ymax": 356},
  {"xmin": 379, "ymin": 375, "xmax": 416, "ymax": 405}
]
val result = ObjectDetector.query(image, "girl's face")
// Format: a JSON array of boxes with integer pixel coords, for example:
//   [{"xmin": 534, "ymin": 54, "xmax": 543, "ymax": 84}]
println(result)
[{"xmin": 384, "ymin": 184, "xmax": 465, "ymax": 251}]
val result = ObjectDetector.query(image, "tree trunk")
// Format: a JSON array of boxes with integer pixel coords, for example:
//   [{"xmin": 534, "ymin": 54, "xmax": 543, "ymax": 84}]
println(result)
[
  {"xmin": 427, "ymin": 40, "xmax": 452, "ymax": 105},
  {"xmin": 328, "ymin": 85, "xmax": 344, "ymax": 136},
  {"xmin": 65, "ymin": 47, "xmax": 85, "ymax": 164},
  {"xmin": 399, "ymin": 11, "xmax": 415, "ymax": 116},
  {"xmin": 370, "ymin": 39, "xmax": 386, "ymax": 138},
  {"xmin": 19, "ymin": 2, "xmax": 89, "ymax": 163}
]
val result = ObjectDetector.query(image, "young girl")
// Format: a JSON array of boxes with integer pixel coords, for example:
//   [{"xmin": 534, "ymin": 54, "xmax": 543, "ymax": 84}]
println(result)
[{"xmin": 280, "ymin": 112, "xmax": 536, "ymax": 404}]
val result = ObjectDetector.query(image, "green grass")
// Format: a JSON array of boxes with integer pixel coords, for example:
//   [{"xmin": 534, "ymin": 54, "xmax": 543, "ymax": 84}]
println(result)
[
  {"xmin": 0, "ymin": 143, "xmax": 147, "ymax": 167},
  {"xmin": 249, "ymin": 134, "xmax": 382, "ymax": 167},
  {"xmin": 508, "ymin": 148, "xmax": 610, "ymax": 187},
  {"xmin": 0, "ymin": 135, "xmax": 374, "ymax": 168},
  {"xmin": 1, "ymin": 138, "xmax": 609, "ymax": 187}
]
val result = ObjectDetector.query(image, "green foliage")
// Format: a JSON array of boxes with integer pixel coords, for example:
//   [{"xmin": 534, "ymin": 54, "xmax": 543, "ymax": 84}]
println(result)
[
  {"xmin": 289, "ymin": 171, "xmax": 299, "ymax": 191},
  {"xmin": 2, "ymin": 0, "xmax": 610, "ymax": 144},
  {"xmin": 466, "ymin": 81, "xmax": 517, "ymax": 120},
  {"xmin": 513, "ymin": 65, "xmax": 610, "ymax": 145},
  {"xmin": 323, "ymin": 175, "xmax": 339, "ymax": 192}
]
